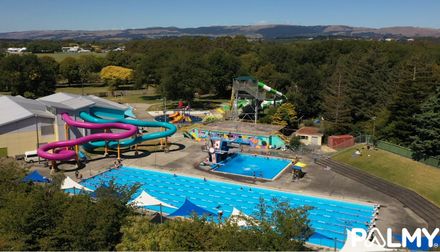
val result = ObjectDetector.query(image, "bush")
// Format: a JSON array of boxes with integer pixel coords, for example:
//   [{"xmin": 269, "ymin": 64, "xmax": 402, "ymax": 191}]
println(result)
[
  {"xmin": 202, "ymin": 114, "xmax": 222, "ymax": 123},
  {"xmin": 289, "ymin": 135, "xmax": 302, "ymax": 150}
]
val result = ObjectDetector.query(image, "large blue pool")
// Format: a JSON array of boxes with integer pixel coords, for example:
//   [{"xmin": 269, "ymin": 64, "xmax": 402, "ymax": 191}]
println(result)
[
  {"xmin": 79, "ymin": 166, "xmax": 374, "ymax": 249},
  {"xmin": 215, "ymin": 153, "xmax": 291, "ymax": 180}
]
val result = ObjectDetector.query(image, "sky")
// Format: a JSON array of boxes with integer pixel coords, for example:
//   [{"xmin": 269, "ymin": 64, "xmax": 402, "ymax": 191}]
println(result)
[{"xmin": 0, "ymin": 0, "xmax": 439, "ymax": 32}]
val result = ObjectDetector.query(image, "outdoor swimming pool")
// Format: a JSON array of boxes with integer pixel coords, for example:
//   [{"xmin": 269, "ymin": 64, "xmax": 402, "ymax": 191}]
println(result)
[
  {"xmin": 214, "ymin": 153, "xmax": 292, "ymax": 180},
  {"xmin": 79, "ymin": 166, "xmax": 374, "ymax": 249}
]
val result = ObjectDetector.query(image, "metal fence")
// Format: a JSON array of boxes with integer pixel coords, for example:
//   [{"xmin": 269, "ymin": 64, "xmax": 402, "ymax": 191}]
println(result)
[{"xmin": 376, "ymin": 140, "xmax": 440, "ymax": 168}]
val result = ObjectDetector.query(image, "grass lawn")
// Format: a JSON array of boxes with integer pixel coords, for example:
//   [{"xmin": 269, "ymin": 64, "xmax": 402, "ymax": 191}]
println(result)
[
  {"xmin": 107, "ymin": 94, "xmax": 162, "ymax": 104},
  {"xmin": 56, "ymin": 86, "xmax": 161, "ymax": 104},
  {"xmin": 36, "ymin": 52, "xmax": 107, "ymax": 62},
  {"xmin": 56, "ymin": 86, "xmax": 109, "ymax": 95},
  {"xmin": 332, "ymin": 144, "xmax": 440, "ymax": 206},
  {"xmin": 147, "ymin": 98, "xmax": 229, "ymax": 111}
]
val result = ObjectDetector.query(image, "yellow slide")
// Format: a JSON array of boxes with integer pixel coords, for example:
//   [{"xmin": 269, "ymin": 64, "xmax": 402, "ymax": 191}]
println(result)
[
  {"xmin": 169, "ymin": 112, "xmax": 180, "ymax": 118},
  {"xmin": 171, "ymin": 114, "xmax": 184, "ymax": 123}
]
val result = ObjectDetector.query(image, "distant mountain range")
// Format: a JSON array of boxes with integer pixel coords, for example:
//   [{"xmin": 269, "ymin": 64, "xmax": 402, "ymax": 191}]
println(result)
[{"xmin": 1, "ymin": 24, "xmax": 440, "ymax": 41}]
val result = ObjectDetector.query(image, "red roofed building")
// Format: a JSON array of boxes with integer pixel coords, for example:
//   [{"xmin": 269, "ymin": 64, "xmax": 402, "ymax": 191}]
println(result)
[{"xmin": 294, "ymin": 127, "xmax": 323, "ymax": 146}]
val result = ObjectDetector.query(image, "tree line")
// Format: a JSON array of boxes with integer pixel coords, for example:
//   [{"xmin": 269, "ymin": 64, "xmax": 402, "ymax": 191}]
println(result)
[
  {"xmin": 0, "ymin": 159, "xmax": 313, "ymax": 251},
  {"xmin": 110, "ymin": 37, "xmax": 440, "ymax": 158},
  {"xmin": 0, "ymin": 37, "xmax": 439, "ymax": 158}
]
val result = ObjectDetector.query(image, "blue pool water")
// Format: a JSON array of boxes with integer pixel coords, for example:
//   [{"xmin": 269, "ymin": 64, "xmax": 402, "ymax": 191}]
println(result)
[
  {"xmin": 79, "ymin": 166, "xmax": 374, "ymax": 249},
  {"xmin": 215, "ymin": 153, "xmax": 292, "ymax": 180}
]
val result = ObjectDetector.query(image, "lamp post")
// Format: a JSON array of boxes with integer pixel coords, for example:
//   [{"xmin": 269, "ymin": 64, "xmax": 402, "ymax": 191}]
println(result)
[
  {"xmin": 371, "ymin": 116, "xmax": 376, "ymax": 145},
  {"xmin": 34, "ymin": 115, "xmax": 40, "ymax": 163}
]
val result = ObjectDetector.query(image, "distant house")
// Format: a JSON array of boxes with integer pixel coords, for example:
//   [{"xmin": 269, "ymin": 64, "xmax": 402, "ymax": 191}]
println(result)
[
  {"xmin": 6, "ymin": 47, "xmax": 27, "ymax": 54},
  {"xmin": 294, "ymin": 127, "xmax": 323, "ymax": 146},
  {"xmin": 61, "ymin": 46, "xmax": 80, "ymax": 53},
  {"xmin": 112, "ymin": 46, "xmax": 125, "ymax": 52}
]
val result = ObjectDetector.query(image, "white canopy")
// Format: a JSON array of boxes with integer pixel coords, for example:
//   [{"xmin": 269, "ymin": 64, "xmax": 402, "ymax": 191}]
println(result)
[
  {"xmin": 230, "ymin": 207, "xmax": 254, "ymax": 227},
  {"xmin": 61, "ymin": 176, "xmax": 93, "ymax": 192},
  {"xmin": 341, "ymin": 229, "xmax": 392, "ymax": 252},
  {"xmin": 130, "ymin": 190, "xmax": 177, "ymax": 209}
]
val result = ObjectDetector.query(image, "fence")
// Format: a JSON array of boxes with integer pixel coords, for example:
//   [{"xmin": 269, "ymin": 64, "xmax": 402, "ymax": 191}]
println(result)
[{"xmin": 376, "ymin": 140, "xmax": 440, "ymax": 168}]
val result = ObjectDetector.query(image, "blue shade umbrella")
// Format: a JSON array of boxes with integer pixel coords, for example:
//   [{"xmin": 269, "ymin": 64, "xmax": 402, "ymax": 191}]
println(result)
[
  {"xmin": 22, "ymin": 170, "xmax": 50, "ymax": 183},
  {"xmin": 168, "ymin": 198, "xmax": 217, "ymax": 217}
]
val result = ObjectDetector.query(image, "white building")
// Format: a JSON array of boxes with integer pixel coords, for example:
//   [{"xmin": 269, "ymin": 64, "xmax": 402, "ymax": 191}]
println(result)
[
  {"xmin": 6, "ymin": 47, "xmax": 27, "ymax": 54},
  {"xmin": 0, "ymin": 96, "xmax": 56, "ymax": 157},
  {"xmin": 61, "ymin": 46, "xmax": 80, "ymax": 53},
  {"xmin": 294, "ymin": 127, "xmax": 323, "ymax": 146}
]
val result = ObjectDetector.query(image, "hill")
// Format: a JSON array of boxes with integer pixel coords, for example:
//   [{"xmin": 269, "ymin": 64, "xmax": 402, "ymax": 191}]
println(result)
[{"xmin": 1, "ymin": 24, "xmax": 440, "ymax": 41}]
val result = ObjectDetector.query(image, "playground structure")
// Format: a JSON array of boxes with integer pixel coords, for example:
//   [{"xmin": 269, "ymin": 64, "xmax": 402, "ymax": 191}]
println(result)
[
  {"xmin": 168, "ymin": 110, "xmax": 192, "ymax": 123},
  {"xmin": 37, "ymin": 111, "xmax": 177, "ymax": 165},
  {"xmin": 228, "ymin": 76, "xmax": 286, "ymax": 122}
]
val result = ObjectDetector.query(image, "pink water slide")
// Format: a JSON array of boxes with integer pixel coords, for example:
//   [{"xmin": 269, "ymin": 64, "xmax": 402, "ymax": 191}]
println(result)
[{"xmin": 37, "ymin": 113, "xmax": 137, "ymax": 161}]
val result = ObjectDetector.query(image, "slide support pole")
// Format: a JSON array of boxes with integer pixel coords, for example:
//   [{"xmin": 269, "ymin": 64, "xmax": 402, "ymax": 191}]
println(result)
[
  {"xmin": 104, "ymin": 129, "xmax": 108, "ymax": 156},
  {"xmin": 75, "ymin": 145, "xmax": 79, "ymax": 160},
  {"xmin": 117, "ymin": 141, "xmax": 121, "ymax": 160},
  {"xmin": 64, "ymin": 124, "xmax": 69, "ymax": 150}
]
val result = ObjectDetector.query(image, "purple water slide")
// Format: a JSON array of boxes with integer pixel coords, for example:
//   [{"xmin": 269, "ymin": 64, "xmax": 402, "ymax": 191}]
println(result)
[{"xmin": 37, "ymin": 113, "xmax": 138, "ymax": 161}]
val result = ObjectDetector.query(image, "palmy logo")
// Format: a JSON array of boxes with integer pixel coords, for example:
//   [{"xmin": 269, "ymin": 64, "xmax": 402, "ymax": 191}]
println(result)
[{"xmin": 343, "ymin": 227, "xmax": 439, "ymax": 250}]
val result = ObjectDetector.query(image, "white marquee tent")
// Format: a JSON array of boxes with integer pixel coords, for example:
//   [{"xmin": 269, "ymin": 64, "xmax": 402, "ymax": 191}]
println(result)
[
  {"xmin": 130, "ymin": 190, "xmax": 176, "ymax": 209},
  {"xmin": 61, "ymin": 176, "xmax": 93, "ymax": 192}
]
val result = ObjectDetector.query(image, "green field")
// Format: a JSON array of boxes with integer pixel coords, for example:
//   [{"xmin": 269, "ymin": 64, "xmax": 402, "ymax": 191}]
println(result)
[
  {"xmin": 56, "ymin": 86, "xmax": 109, "ymax": 95},
  {"xmin": 147, "ymin": 98, "xmax": 229, "ymax": 111},
  {"xmin": 332, "ymin": 144, "xmax": 440, "ymax": 206},
  {"xmin": 55, "ymin": 86, "xmax": 162, "ymax": 104},
  {"xmin": 36, "ymin": 52, "xmax": 107, "ymax": 62}
]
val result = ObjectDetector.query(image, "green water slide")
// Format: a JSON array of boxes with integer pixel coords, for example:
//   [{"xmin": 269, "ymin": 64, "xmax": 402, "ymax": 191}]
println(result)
[{"xmin": 257, "ymin": 81, "xmax": 286, "ymax": 109}]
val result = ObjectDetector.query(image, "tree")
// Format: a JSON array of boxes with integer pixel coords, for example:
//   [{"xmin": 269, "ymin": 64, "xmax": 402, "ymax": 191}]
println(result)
[
  {"xmin": 59, "ymin": 57, "xmax": 80, "ymax": 84},
  {"xmin": 410, "ymin": 87, "xmax": 440, "ymax": 160},
  {"xmin": 322, "ymin": 57, "xmax": 352, "ymax": 134},
  {"xmin": 289, "ymin": 135, "xmax": 302, "ymax": 150},
  {"xmin": 117, "ymin": 198, "xmax": 313, "ymax": 251},
  {"xmin": 160, "ymin": 55, "xmax": 209, "ymax": 100},
  {"xmin": 287, "ymin": 63, "xmax": 323, "ymax": 118},
  {"xmin": 100, "ymin": 65, "xmax": 134, "ymax": 92},
  {"xmin": 381, "ymin": 55, "xmax": 436, "ymax": 146},
  {"xmin": 105, "ymin": 51, "xmax": 131, "ymax": 67},
  {"xmin": 0, "ymin": 160, "xmax": 138, "ymax": 251},
  {"xmin": 206, "ymin": 49, "xmax": 241, "ymax": 98},
  {"xmin": 0, "ymin": 54, "xmax": 56, "ymax": 97},
  {"xmin": 271, "ymin": 103, "xmax": 297, "ymax": 127},
  {"xmin": 77, "ymin": 55, "xmax": 107, "ymax": 83}
]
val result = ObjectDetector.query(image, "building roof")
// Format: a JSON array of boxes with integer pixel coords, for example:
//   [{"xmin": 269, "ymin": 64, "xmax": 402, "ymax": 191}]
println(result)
[
  {"xmin": 38, "ymin": 92, "xmax": 95, "ymax": 110},
  {"xmin": 295, "ymin": 127, "xmax": 323, "ymax": 136},
  {"xmin": 0, "ymin": 95, "xmax": 55, "ymax": 127},
  {"xmin": 86, "ymin": 95, "xmax": 128, "ymax": 111},
  {"xmin": 38, "ymin": 92, "xmax": 128, "ymax": 111}
]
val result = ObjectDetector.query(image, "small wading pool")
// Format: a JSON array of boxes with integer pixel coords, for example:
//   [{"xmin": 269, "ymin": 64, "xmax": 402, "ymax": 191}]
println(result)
[{"xmin": 214, "ymin": 153, "xmax": 292, "ymax": 180}]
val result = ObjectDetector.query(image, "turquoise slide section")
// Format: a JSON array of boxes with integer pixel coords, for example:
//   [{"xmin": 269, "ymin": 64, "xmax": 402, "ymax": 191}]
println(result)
[{"xmin": 79, "ymin": 111, "xmax": 177, "ymax": 149}]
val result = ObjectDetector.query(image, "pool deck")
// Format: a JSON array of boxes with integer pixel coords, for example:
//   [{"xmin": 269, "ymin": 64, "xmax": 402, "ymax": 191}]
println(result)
[
  {"xmin": 31, "ymin": 133, "xmax": 427, "ymax": 234},
  {"xmin": 194, "ymin": 121, "xmax": 284, "ymax": 136},
  {"xmin": 29, "ymin": 105, "xmax": 427, "ymax": 236}
]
